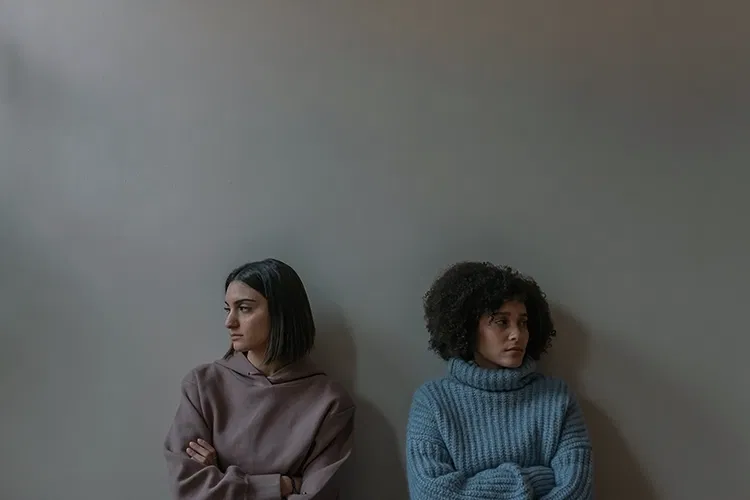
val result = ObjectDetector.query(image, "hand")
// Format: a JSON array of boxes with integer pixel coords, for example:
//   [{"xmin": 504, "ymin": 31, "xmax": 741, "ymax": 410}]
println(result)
[
  {"xmin": 281, "ymin": 475, "xmax": 302, "ymax": 497},
  {"xmin": 186, "ymin": 439, "xmax": 217, "ymax": 467}
]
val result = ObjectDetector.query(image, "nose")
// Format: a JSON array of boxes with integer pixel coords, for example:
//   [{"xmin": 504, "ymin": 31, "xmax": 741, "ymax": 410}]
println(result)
[
  {"xmin": 508, "ymin": 327, "xmax": 519, "ymax": 340},
  {"xmin": 224, "ymin": 311, "xmax": 238, "ymax": 329}
]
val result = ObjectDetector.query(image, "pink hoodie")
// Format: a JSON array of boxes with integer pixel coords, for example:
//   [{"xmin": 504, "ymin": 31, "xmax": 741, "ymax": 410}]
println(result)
[{"xmin": 164, "ymin": 352, "xmax": 355, "ymax": 499}]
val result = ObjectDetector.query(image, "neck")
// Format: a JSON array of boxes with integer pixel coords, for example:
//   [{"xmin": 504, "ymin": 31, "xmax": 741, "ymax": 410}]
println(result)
[
  {"xmin": 474, "ymin": 353, "xmax": 501, "ymax": 370},
  {"xmin": 474, "ymin": 353, "xmax": 523, "ymax": 370},
  {"xmin": 449, "ymin": 356, "xmax": 537, "ymax": 392}
]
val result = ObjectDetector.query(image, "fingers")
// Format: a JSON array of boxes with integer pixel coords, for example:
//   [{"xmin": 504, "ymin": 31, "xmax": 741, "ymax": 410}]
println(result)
[
  {"xmin": 186, "ymin": 447, "xmax": 202, "ymax": 462},
  {"xmin": 189, "ymin": 441, "xmax": 212, "ymax": 457},
  {"xmin": 197, "ymin": 439, "xmax": 216, "ymax": 454},
  {"xmin": 280, "ymin": 475, "xmax": 293, "ymax": 497},
  {"xmin": 186, "ymin": 439, "xmax": 216, "ymax": 465}
]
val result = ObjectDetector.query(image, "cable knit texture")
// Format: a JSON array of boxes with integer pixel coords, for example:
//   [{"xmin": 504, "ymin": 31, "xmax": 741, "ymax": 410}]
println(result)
[{"xmin": 406, "ymin": 357, "xmax": 593, "ymax": 500}]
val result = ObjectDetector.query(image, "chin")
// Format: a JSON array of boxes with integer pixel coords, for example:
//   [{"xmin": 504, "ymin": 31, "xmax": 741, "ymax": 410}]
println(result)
[
  {"xmin": 231, "ymin": 340, "xmax": 250, "ymax": 351},
  {"xmin": 497, "ymin": 353, "xmax": 525, "ymax": 369}
]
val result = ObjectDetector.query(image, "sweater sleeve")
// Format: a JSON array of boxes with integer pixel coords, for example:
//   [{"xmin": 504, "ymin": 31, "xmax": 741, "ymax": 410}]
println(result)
[
  {"xmin": 287, "ymin": 403, "xmax": 355, "ymax": 499},
  {"xmin": 163, "ymin": 372, "xmax": 282, "ymax": 500},
  {"xmin": 406, "ymin": 391, "xmax": 554, "ymax": 500},
  {"xmin": 538, "ymin": 393, "xmax": 594, "ymax": 500}
]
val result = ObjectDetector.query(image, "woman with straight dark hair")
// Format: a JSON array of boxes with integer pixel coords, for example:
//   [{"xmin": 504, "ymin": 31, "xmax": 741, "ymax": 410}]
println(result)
[{"xmin": 164, "ymin": 258, "xmax": 355, "ymax": 500}]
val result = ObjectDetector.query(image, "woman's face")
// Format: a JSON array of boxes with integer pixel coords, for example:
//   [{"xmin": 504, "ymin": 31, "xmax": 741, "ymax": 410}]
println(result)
[
  {"xmin": 475, "ymin": 300, "xmax": 529, "ymax": 369},
  {"xmin": 224, "ymin": 281, "xmax": 271, "ymax": 354}
]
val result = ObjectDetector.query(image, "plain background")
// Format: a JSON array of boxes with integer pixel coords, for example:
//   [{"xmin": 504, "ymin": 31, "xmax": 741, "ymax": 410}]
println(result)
[{"xmin": 1, "ymin": 1, "xmax": 748, "ymax": 499}]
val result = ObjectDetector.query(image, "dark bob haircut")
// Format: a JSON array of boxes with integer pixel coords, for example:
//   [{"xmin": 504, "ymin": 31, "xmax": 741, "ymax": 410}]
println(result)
[
  {"xmin": 223, "ymin": 258, "xmax": 315, "ymax": 365},
  {"xmin": 423, "ymin": 261, "xmax": 556, "ymax": 361}
]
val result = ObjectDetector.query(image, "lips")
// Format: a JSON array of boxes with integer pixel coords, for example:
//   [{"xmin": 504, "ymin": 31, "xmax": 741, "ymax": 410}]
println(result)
[{"xmin": 505, "ymin": 347, "xmax": 524, "ymax": 352}]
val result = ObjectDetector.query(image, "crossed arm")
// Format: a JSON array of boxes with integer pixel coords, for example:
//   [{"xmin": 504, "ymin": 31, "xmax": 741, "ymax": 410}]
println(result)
[
  {"xmin": 163, "ymin": 374, "xmax": 354, "ymax": 500},
  {"xmin": 405, "ymin": 393, "xmax": 593, "ymax": 500},
  {"xmin": 184, "ymin": 439, "xmax": 301, "ymax": 497}
]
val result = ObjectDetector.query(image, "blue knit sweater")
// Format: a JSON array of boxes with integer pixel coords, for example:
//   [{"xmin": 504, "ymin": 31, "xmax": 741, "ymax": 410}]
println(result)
[{"xmin": 406, "ymin": 357, "xmax": 593, "ymax": 500}]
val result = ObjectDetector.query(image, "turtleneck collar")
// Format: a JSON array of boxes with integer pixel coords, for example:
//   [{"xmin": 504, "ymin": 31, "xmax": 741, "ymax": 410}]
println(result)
[{"xmin": 448, "ymin": 356, "xmax": 538, "ymax": 391}]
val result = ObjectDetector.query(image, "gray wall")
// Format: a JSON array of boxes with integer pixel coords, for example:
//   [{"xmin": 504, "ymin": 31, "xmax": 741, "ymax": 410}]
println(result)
[{"xmin": 1, "ymin": 2, "xmax": 748, "ymax": 499}]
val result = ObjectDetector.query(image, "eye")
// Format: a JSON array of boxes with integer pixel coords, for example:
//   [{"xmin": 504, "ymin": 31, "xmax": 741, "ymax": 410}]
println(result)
[
  {"xmin": 494, "ymin": 318, "xmax": 509, "ymax": 328},
  {"xmin": 520, "ymin": 320, "xmax": 529, "ymax": 329},
  {"xmin": 239, "ymin": 306, "xmax": 252, "ymax": 313},
  {"xmin": 223, "ymin": 307, "xmax": 230, "ymax": 313}
]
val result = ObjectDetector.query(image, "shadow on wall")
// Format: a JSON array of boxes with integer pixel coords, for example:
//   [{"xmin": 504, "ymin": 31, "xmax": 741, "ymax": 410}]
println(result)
[
  {"xmin": 311, "ymin": 306, "xmax": 409, "ymax": 500},
  {"xmin": 543, "ymin": 307, "xmax": 747, "ymax": 499},
  {"xmin": 541, "ymin": 308, "xmax": 658, "ymax": 500}
]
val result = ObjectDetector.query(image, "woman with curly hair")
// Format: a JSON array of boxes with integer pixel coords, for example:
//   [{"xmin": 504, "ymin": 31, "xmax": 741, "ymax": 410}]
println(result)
[{"xmin": 406, "ymin": 262, "xmax": 593, "ymax": 500}]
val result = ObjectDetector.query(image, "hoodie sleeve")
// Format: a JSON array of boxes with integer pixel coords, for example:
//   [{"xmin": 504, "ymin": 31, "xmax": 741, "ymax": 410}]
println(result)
[
  {"xmin": 163, "ymin": 372, "xmax": 283, "ymax": 500},
  {"xmin": 287, "ymin": 398, "xmax": 355, "ymax": 499}
]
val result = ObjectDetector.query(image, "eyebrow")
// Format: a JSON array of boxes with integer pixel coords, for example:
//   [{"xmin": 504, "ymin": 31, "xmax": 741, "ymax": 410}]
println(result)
[
  {"xmin": 224, "ymin": 298, "xmax": 257, "ymax": 306},
  {"xmin": 495, "ymin": 311, "xmax": 528, "ymax": 317}
]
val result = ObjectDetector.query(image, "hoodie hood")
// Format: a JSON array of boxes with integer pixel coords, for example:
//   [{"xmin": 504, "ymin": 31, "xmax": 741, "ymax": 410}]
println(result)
[{"xmin": 216, "ymin": 351, "xmax": 325, "ymax": 385}]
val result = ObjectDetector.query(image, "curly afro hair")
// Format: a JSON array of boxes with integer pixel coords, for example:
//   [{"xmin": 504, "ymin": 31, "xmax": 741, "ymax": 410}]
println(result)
[{"xmin": 423, "ymin": 261, "xmax": 556, "ymax": 361}]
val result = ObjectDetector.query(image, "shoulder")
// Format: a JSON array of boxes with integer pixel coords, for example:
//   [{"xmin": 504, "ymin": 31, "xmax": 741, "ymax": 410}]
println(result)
[
  {"xmin": 180, "ymin": 362, "xmax": 226, "ymax": 387},
  {"xmin": 412, "ymin": 377, "xmax": 442, "ymax": 399},
  {"xmin": 532, "ymin": 373, "xmax": 574, "ymax": 392},
  {"xmin": 529, "ymin": 373, "xmax": 580, "ymax": 407},
  {"xmin": 407, "ymin": 377, "xmax": 460, "ymax": 438},
  {"xmin": 409, "ymin": 376, "xmax": 457, "ymax": 414},
  {"xmin": 315, "ymin": 375, "xmax": 356, "ymax": 413},
  {"xmin": 291, "ymin": 360, "xmax": 355, "ymax": 413}
]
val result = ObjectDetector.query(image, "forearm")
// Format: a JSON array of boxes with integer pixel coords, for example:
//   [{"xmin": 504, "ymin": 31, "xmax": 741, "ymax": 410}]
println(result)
[
  {"xmin": 165, "ymin": 449, "xmax": 282, "ymax": 500},
  {"xmin": 538, "ymin": 393, "xmax": 594, "ymax": 500},
  {"xmin": 282, "ymin": 406, "xmax": 354, "ymax": 500},
  {"xmin": 522, "ymin": 466, "xmax": 556, "ymax": 497},
  {"xmin": 537, "ymin": 449, "xmax": 593, "ymax": 500},
  {"xmin": 282, "ymin": 452, "xmax": 350, "ymax": 500},
  {"xmin": 236, "ymin": 468, "xmax": 282, "ymax": 500},
  {"xmin": 406, "ymin": 393, "xmax": 551, "ymax": 499},
  {"xmin": 466, "ymin": 464, "xmax": 554, "ymax": 499},
  {"xmin": 408, "ymin": 454, "xmax": 544, "ymax": 499}
]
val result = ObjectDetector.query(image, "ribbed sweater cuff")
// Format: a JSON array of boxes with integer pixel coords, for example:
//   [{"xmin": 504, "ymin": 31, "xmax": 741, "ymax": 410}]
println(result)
[{"xmin": 526, "ymin": 466, "xmax": 556, "ymax": 492}]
